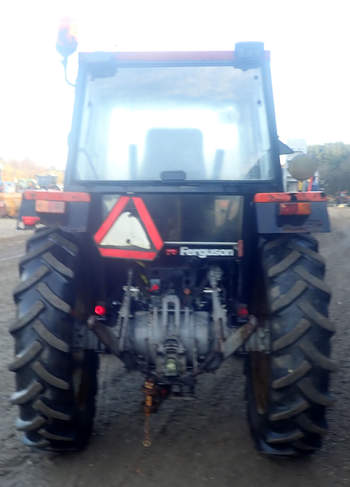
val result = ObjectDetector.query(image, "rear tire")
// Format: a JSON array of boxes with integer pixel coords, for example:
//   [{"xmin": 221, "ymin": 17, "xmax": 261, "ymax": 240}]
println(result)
[
  {"xmin": 246, "ymin": 235, "xmax": 336, "ymax": 455},
  {"xmin": 9, "ymin": 228, "xmax": 98, "ymax": 451}
]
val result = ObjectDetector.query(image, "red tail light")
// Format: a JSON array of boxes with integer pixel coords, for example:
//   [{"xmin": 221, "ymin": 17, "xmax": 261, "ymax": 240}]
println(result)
[
  {"xmin": 94, "ymin": 305, "xmax": 106, "ymax": 316},
  {"xmin": 149, "ymin": 284, "xmax": 160, "ymax": 292},
  {"xmin": 21, "ymin": 216, "xmax": 40, "ymax": 226},
  {"xmin": 237, "ymin": 305, "xmax": 249, "ymax": 317}
]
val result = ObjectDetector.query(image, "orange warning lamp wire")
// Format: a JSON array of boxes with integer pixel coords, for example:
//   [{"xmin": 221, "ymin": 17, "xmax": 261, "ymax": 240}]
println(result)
[{"xmin": 56, "ymin": 17, "xmax": 78, "ymax": 58}]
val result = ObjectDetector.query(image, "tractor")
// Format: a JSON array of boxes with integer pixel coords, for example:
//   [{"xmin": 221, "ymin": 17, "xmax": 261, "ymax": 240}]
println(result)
[{"xmin": 9, "ymin": 38, "xmax": 335, "ymax": 456}]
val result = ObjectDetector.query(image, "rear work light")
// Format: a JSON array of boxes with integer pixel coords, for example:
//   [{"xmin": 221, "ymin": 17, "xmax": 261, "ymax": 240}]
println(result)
[{"xmin": 279, "ymin": 202, "xmax": 311, "ymax": 216}]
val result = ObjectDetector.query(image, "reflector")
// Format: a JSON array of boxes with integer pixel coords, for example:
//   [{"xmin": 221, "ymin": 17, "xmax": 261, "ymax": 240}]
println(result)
[
  {"xmin": 94, "ymin": 197, "xmax": 163, "ymax": 261},
  {"xmin": 24, "ymin": 191, "xmax": 90, "ymax": 202},
  {"xmin": 35, "ymin": 200, "xmax": 65, "ymax": 214},
  {"xmin": 279, "ymin": 202, "xmax": 311, "ymax": 216}
]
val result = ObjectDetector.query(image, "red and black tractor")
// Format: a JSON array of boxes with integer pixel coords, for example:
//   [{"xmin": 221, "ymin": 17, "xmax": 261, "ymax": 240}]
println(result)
[{"xmin": 10, "ymin": 42, "xmax": 335, "ymax": 455}]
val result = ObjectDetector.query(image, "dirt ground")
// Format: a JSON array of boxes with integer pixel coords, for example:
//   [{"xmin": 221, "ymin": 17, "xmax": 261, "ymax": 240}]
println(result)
[{"xmin": 0, "ymin": 209, "xmax": 349, "ymax": 487}]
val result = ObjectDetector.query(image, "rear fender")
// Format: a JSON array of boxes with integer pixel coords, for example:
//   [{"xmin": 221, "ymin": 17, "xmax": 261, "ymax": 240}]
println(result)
[
  {"xmin": 254, "ymin": 192, "xmax": 330, "ymax": 234},
  {"xmin": 18, "ymin": 191, "xmax": 90, "ymax": 231}
]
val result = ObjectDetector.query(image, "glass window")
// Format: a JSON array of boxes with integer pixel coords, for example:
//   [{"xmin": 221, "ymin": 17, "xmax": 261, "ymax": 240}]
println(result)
[{"xmin": 75, "ymin": 65, "xmax": 273, "ymax": 181}]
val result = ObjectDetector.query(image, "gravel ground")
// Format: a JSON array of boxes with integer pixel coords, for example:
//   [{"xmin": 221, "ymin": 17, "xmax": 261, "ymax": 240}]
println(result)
[{"xmin": 0, "ymin": 209, "xmax": 349, "ymax": 487}]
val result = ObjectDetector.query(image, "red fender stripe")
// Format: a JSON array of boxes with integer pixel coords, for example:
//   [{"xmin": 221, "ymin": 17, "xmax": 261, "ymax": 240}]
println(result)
[{"xmin": 24, "ymin": 191, "xmax": 90, "ymax": 202}]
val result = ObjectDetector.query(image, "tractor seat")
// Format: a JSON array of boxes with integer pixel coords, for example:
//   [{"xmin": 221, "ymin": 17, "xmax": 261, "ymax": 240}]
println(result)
[{"xmin": 140, "ymin": 128, "xmax": 206, "ymax": 180}]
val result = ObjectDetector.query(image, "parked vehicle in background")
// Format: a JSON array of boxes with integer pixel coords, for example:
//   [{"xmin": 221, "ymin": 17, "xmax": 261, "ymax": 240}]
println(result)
[
  {"xmin": 0, "ymin": 182, "xmax": 22, "ymax": 218},
  {"xmin": 36, "ymin": 175, "xmax": 60, "ymax": 190}
]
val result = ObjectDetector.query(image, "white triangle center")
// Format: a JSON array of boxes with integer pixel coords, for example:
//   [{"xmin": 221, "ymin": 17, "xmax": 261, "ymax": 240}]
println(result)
[{"xmin": 101, "ymin": 211, "xmax": 151, "ymax": 249}]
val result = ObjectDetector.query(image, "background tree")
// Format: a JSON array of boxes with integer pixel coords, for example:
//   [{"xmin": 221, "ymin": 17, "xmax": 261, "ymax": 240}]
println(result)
[
  {"xmin": 0, "ymin": 159, "xmax": 64, "ymax": 185},
  {"xmin": 307, "ymin": 143, "xmax": 350, "ymax": 194}
]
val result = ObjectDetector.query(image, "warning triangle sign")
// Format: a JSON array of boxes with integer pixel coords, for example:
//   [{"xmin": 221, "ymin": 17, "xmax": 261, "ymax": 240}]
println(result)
[
  {"xmin": 101, "ymin": 212, "xmax": 151, "ymax": 249},
  {"xmin": 94, "ymin": 196, "xmax": 163, "ymax": 261}
]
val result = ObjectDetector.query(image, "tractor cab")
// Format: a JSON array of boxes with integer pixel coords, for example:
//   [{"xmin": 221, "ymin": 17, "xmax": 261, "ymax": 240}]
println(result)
[{"xmin": 65, "ymin": 45, "xmax": 280, "ymax": 189}]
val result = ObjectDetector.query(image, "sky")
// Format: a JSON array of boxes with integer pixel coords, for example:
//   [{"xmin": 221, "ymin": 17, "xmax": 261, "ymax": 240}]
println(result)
[{"xmin": 0, "ymin": 0, "xmax": 349, "ymax": 169}]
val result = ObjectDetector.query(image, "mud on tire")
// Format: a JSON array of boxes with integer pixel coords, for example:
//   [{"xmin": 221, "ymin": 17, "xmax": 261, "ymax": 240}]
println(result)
[
  {"xmin": 9, "ymin": 228, "xmax": 98, "ymax": 451},
  {"xmin": 246, "ymin": 235, "xmax": 336, "ymax": 456}
]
